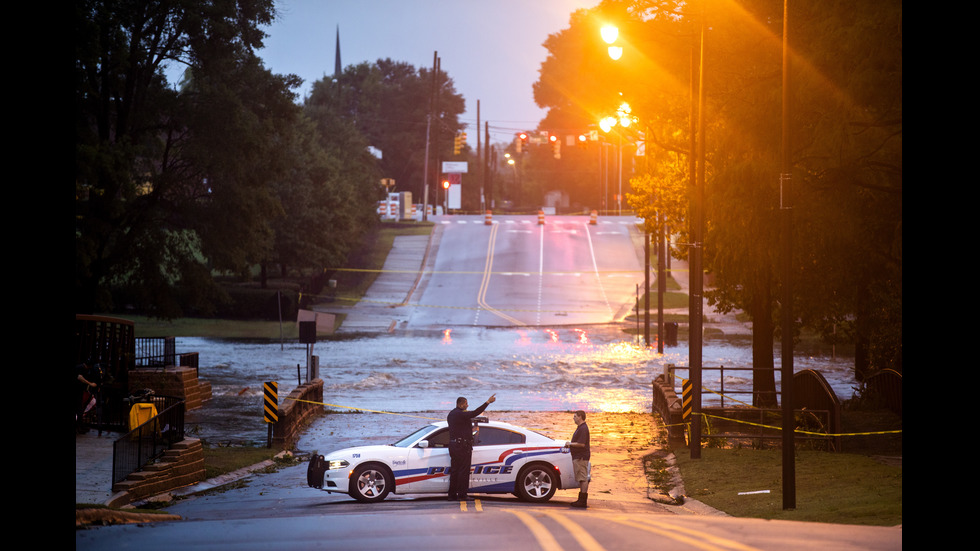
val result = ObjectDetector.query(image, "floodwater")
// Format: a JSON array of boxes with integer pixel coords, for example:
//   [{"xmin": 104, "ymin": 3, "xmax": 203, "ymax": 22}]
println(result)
[{"xmin": 179, "ymin": 325, "xmax": 856, "ymax": 445}]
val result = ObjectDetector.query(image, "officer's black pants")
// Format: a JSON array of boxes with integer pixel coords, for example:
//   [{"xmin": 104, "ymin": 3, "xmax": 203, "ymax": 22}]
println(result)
[{"xmin": 448, "ymin": 441, "xmax": 472, "ymax": 499}]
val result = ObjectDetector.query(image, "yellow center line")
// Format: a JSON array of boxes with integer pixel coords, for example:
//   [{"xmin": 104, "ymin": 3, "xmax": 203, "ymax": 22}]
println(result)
[
  {"xmin": 601, "ymin": 515, "xmax": 761, "ymax": 551},
  {"xmin": 540, "ymin": 510, "xmax": 607, "ymax": 551},
  {"xmin": 502, "ymin": 508, "xmax": 563, "ymax": 551},
  {"xmin": 478, "ymin": 223, "xmax": 526, "ymax": 326}
]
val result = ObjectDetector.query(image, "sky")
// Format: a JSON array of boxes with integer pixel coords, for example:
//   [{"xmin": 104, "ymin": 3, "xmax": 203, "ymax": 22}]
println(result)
[{"xmin": 257, "ymin": 0, "xmax": 602, "ymax": 147}]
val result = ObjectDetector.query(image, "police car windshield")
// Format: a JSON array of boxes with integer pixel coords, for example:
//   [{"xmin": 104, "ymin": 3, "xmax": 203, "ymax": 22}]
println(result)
[{"xmin": 392, "ymin": 425, "xmax": 438, "ymax": 447}]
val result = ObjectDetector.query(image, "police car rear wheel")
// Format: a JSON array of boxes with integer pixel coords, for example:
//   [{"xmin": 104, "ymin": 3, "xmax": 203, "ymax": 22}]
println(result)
[
  {"xmin": 515, "ymin": 463, "xmax": 557, "ymax": 503},
  {"xmin": 350, "ymin": 464, "xmax": 393, "ymax": 503}
]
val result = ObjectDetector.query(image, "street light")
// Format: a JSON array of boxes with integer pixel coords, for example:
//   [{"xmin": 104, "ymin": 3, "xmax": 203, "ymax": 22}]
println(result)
[
  {"xmin": 598, "ymin": 102, "xmax": 636, "ymax": 216},
  {"xmin": 601, "ymin": 24, "xmax": 622, "ymax": 60}
]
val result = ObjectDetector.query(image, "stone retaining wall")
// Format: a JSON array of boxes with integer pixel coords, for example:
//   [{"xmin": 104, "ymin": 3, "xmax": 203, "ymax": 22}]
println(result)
[
  {"xmin": 108, "ymin": 438, "xmax": 206, "ymax": 508},
  {"xmin": 651, "ymin": 374, "xmax": 685, "ymax": 441},
  {"xmin": 272, "ymin": 379, "xmax": 324, "ymax": 449}
]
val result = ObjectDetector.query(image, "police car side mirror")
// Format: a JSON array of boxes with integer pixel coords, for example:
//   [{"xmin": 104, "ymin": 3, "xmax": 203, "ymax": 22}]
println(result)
[{"xmin": 418, "ymin": 440, "xmax": 430, "ymax": 448}]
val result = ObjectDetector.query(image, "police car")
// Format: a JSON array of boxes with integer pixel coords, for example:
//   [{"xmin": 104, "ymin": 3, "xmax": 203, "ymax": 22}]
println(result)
[{"xmin": 307, "ymin": 417, "xmax": 575, "ymax": 503}]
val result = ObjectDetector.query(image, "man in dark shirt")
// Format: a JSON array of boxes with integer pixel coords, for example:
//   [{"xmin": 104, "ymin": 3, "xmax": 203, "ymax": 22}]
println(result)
[
  {"xmin": 568, "ymin": 410, "xmax": 591, "ymax": 508},
  {"xmin": 447, "ymin": 394, "xmax": 496, "ymax": 501}
]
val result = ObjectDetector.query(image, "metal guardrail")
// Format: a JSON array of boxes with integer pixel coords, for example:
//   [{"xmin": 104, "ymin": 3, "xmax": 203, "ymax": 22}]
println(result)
[
  {"xmin": 660, "ymin": 365, "xmax": 843, "ymax": 451},
  {"xmin": 111, "ymin": 395, "xmax": 185, "ymax": 485}
]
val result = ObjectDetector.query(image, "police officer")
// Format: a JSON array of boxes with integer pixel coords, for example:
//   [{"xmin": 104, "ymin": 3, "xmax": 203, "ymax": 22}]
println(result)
[
  {"xmin": 568, "ymin": 410, "xmax": 591, "ymax": 508},
  {"xmin": 447, "ymin": 393, "xmax": 496, "ymax": 501}
]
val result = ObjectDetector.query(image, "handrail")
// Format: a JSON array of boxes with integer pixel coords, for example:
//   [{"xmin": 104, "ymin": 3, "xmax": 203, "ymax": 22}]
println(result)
[{"xmin": 111, "ymin": 396, "xmax": 185, "ymax": 484}]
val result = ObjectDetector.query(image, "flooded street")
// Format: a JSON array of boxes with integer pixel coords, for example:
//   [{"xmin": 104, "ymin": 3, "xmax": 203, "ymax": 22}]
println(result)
[{"xmin": 179, "ymin": 325, "xmax": 856, "ymax": 445}]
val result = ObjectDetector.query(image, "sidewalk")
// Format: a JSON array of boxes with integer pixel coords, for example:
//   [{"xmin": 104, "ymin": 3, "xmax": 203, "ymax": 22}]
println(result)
[
  {"xmin": 75, "ymin": 430, "xmax": 118, "ymax": 505},
  {"xmin": 324, "ymin": 233, "xmax": 434, "ymax": 333}
]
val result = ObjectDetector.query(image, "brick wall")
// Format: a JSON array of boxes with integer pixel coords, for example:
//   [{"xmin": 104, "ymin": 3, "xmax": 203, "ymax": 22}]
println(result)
[
  {"xmin": 129, "ymin": 366, "xmax": 212, "ymax": 410},
  {"xmin": 108, "ymin": 438, "xmax": 205, "ymax": 507}
]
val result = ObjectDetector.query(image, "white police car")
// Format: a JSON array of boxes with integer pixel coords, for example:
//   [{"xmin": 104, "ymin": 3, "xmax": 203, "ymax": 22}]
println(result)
[{"xmin": 307, "ymin": 417, "xmax": 575, "ymax": 503}]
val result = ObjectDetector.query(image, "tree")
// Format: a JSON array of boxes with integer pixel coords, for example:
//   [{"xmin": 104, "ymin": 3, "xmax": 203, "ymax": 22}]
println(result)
[
  {"xmin": 307, "ymin": 59, "xmax": 466, "ymax": 203},
  {"xmin": 76, "ymin": 0, "xmax": 302, "ymax": 317},
  {"xmin": 533, "ymin": 0, "xmax": 902, "ymax": 393},
  {"xmin": 789, "ymin": 0, "xmax": 902, "ymax": 377},
  {"xmin": 264, "ymin": 112, "xmax": 378, "ymax": 285},
  {"xmin": 690, "ymin": 0, "xmax": 902, "ymax": 384}
]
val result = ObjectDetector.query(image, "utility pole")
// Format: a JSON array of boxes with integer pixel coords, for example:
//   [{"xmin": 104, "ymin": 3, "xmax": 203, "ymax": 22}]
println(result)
[
  {"xmin": 423, "ymin": 52, "xmax": 438, "ymax": 220},
  {"xmin": 780, "ymin": 0, "xmax": 796, "ymax": 510},
  {"xmin": 690, "ymin": 5, "xmax": 706, "ymax": 460}
]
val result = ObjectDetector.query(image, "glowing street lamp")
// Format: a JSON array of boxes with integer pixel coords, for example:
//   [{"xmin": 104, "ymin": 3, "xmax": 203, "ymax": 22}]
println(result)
[
  {"xmin": 600, "ymin": 102, "xmax": 636, "ymax": 132},
  {"xmin": 600, "ymin": 24, "xmax": 618, "ymax": 44},
  {"xmin": 601, "ymin": 24, "xmax": 623, "ymax": 60},
  {"xmin": 599, "ymin": 116, "xmax": 617, "ymax": 133},
  {"xmin": 598, "ymin": 102, "xmax": 636, "ymax": 216}
]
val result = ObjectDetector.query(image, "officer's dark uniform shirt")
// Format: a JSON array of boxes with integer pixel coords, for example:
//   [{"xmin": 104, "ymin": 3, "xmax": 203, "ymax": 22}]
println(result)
[
  {"xmin": 571, "ymin": 422, "xmax": 590, "ymax": 461},
  {"xmin": 447, "ymin": 401, "xmax": 490, "ymax": 442}
]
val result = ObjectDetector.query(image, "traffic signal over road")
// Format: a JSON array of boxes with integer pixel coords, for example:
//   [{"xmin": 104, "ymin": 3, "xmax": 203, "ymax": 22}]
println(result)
[
  {"xmin": 453, "ymin": 132, "xmax": 467, "ymax": 155},
  {"xmin": 516, "ymin": 131, "xmax": 528, "ymax": 153},
  {"xmin": 549, "ymin": 134, "xmax": 561, "ymax": 159}
]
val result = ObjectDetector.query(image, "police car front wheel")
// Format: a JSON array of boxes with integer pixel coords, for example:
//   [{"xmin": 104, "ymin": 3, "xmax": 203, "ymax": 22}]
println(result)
[{"xmin": 350, "ymin": 463, "xmax": 393, "ymax": 503}]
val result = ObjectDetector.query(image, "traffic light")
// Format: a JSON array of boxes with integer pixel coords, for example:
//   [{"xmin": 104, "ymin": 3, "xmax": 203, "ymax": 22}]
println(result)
[
  {"xmin": 442, "ymin": 179, "xmax": 450, "ymax": 190},
  {"xmin": 516, "ymin": 131, "xmax": 528, "ymax": 153},
  {"xmin": 453, "ymin": 132, "xmax": 466, "ymax": 155},
  {"xmin": 549, "ymin": 134, "xmax": 561, "ymax": 159}
]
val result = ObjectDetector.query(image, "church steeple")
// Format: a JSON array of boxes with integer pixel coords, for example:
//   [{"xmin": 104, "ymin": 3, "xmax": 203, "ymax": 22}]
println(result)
[{"xmin": 334, "ymin": 26, "xmax": 341, "ymax": 80}]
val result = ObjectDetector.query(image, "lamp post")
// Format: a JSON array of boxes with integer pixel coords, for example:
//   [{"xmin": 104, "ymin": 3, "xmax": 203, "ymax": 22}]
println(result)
[
  {"xmin": 601, "ymin": 24, "xmax": 623, "ymax": 60},
  {"xmin": 599, "ymin": 102, "xmax": 635, "ymax": 216},
  {"xmin": 601, "ymin": 19, "xmax": 704, "ymax": 455}
]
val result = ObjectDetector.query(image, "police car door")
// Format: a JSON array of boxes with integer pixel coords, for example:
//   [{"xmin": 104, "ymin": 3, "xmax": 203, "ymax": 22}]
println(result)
[
  {"xmin": 469, "ymin": 426, "xmax": 526, "ymax": 493},
  {"xmin": 404, "ymin": 427, "xmax": 451, "ymax": 493}
]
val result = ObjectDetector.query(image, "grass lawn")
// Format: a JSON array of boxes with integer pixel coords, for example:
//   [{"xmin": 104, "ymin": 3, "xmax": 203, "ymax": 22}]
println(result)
[{"xmin": 673, "ymin": 446, "xmax": 901, "ymax": 526}]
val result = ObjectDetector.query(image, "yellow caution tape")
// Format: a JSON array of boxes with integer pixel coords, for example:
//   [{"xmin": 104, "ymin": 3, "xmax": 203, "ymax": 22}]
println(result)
[
  {"xmin": 283, "ymin": 397, "xmax": 441, "ymax": 420},
  {"xmin": 682, "ymin": 412, "xmax": 901, "ymax": 438}
]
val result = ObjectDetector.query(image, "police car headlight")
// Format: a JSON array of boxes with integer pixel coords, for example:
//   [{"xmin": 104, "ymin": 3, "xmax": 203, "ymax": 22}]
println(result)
[{"xmin": 327, "ymin": 459, "xmax": 350, "ymax": 470}]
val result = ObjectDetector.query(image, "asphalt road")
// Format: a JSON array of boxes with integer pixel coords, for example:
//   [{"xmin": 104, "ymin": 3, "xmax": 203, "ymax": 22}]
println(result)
[
  {"xmin": 409, "ymin": 214, "xmax": 645, "ymax": 328},
  {"xmin": 77, "ymin": 412, "xmax": 901, "ymax": 550},
  {"xmin": 76, "ymin": 214, "xmax": 901, "ymax": 549}
]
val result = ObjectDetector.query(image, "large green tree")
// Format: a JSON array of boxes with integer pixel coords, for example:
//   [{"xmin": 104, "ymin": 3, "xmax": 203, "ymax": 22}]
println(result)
[
  {"xmin": 789, "ymin": 0, "xmax": 902, "ymax": 377},
  {"xmin": 76, "ymin": 0, "xmax": 314, "ymax": 317},
  {"xmin": 306, "ymin": 59, "xmax": 465, "ymax": 203}
]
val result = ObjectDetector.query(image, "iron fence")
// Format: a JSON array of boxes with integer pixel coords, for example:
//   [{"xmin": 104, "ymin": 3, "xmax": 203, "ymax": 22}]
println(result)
[
  {"xmin": 111, "ymin": 395, "xmax": 185, "ymax": 485},
  {"xmin": 134, "ymin": 337, "xmax": 176, "ymax": 367}
]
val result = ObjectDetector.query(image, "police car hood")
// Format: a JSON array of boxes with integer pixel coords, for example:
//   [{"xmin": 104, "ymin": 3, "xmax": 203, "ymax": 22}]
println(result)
[{"xmin": 324, "ymin": 444, "xmax": 401, "ymax": 460}]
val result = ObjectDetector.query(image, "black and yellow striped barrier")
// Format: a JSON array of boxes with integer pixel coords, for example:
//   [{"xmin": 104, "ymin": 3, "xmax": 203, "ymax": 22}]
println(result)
[
  {"xmin": 263, "ymin": 381, "xmax": 278, "ymax": 423},
  {"xmin": 681, "ymin": 378, "xmax": 693, "ymax": 422}
]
